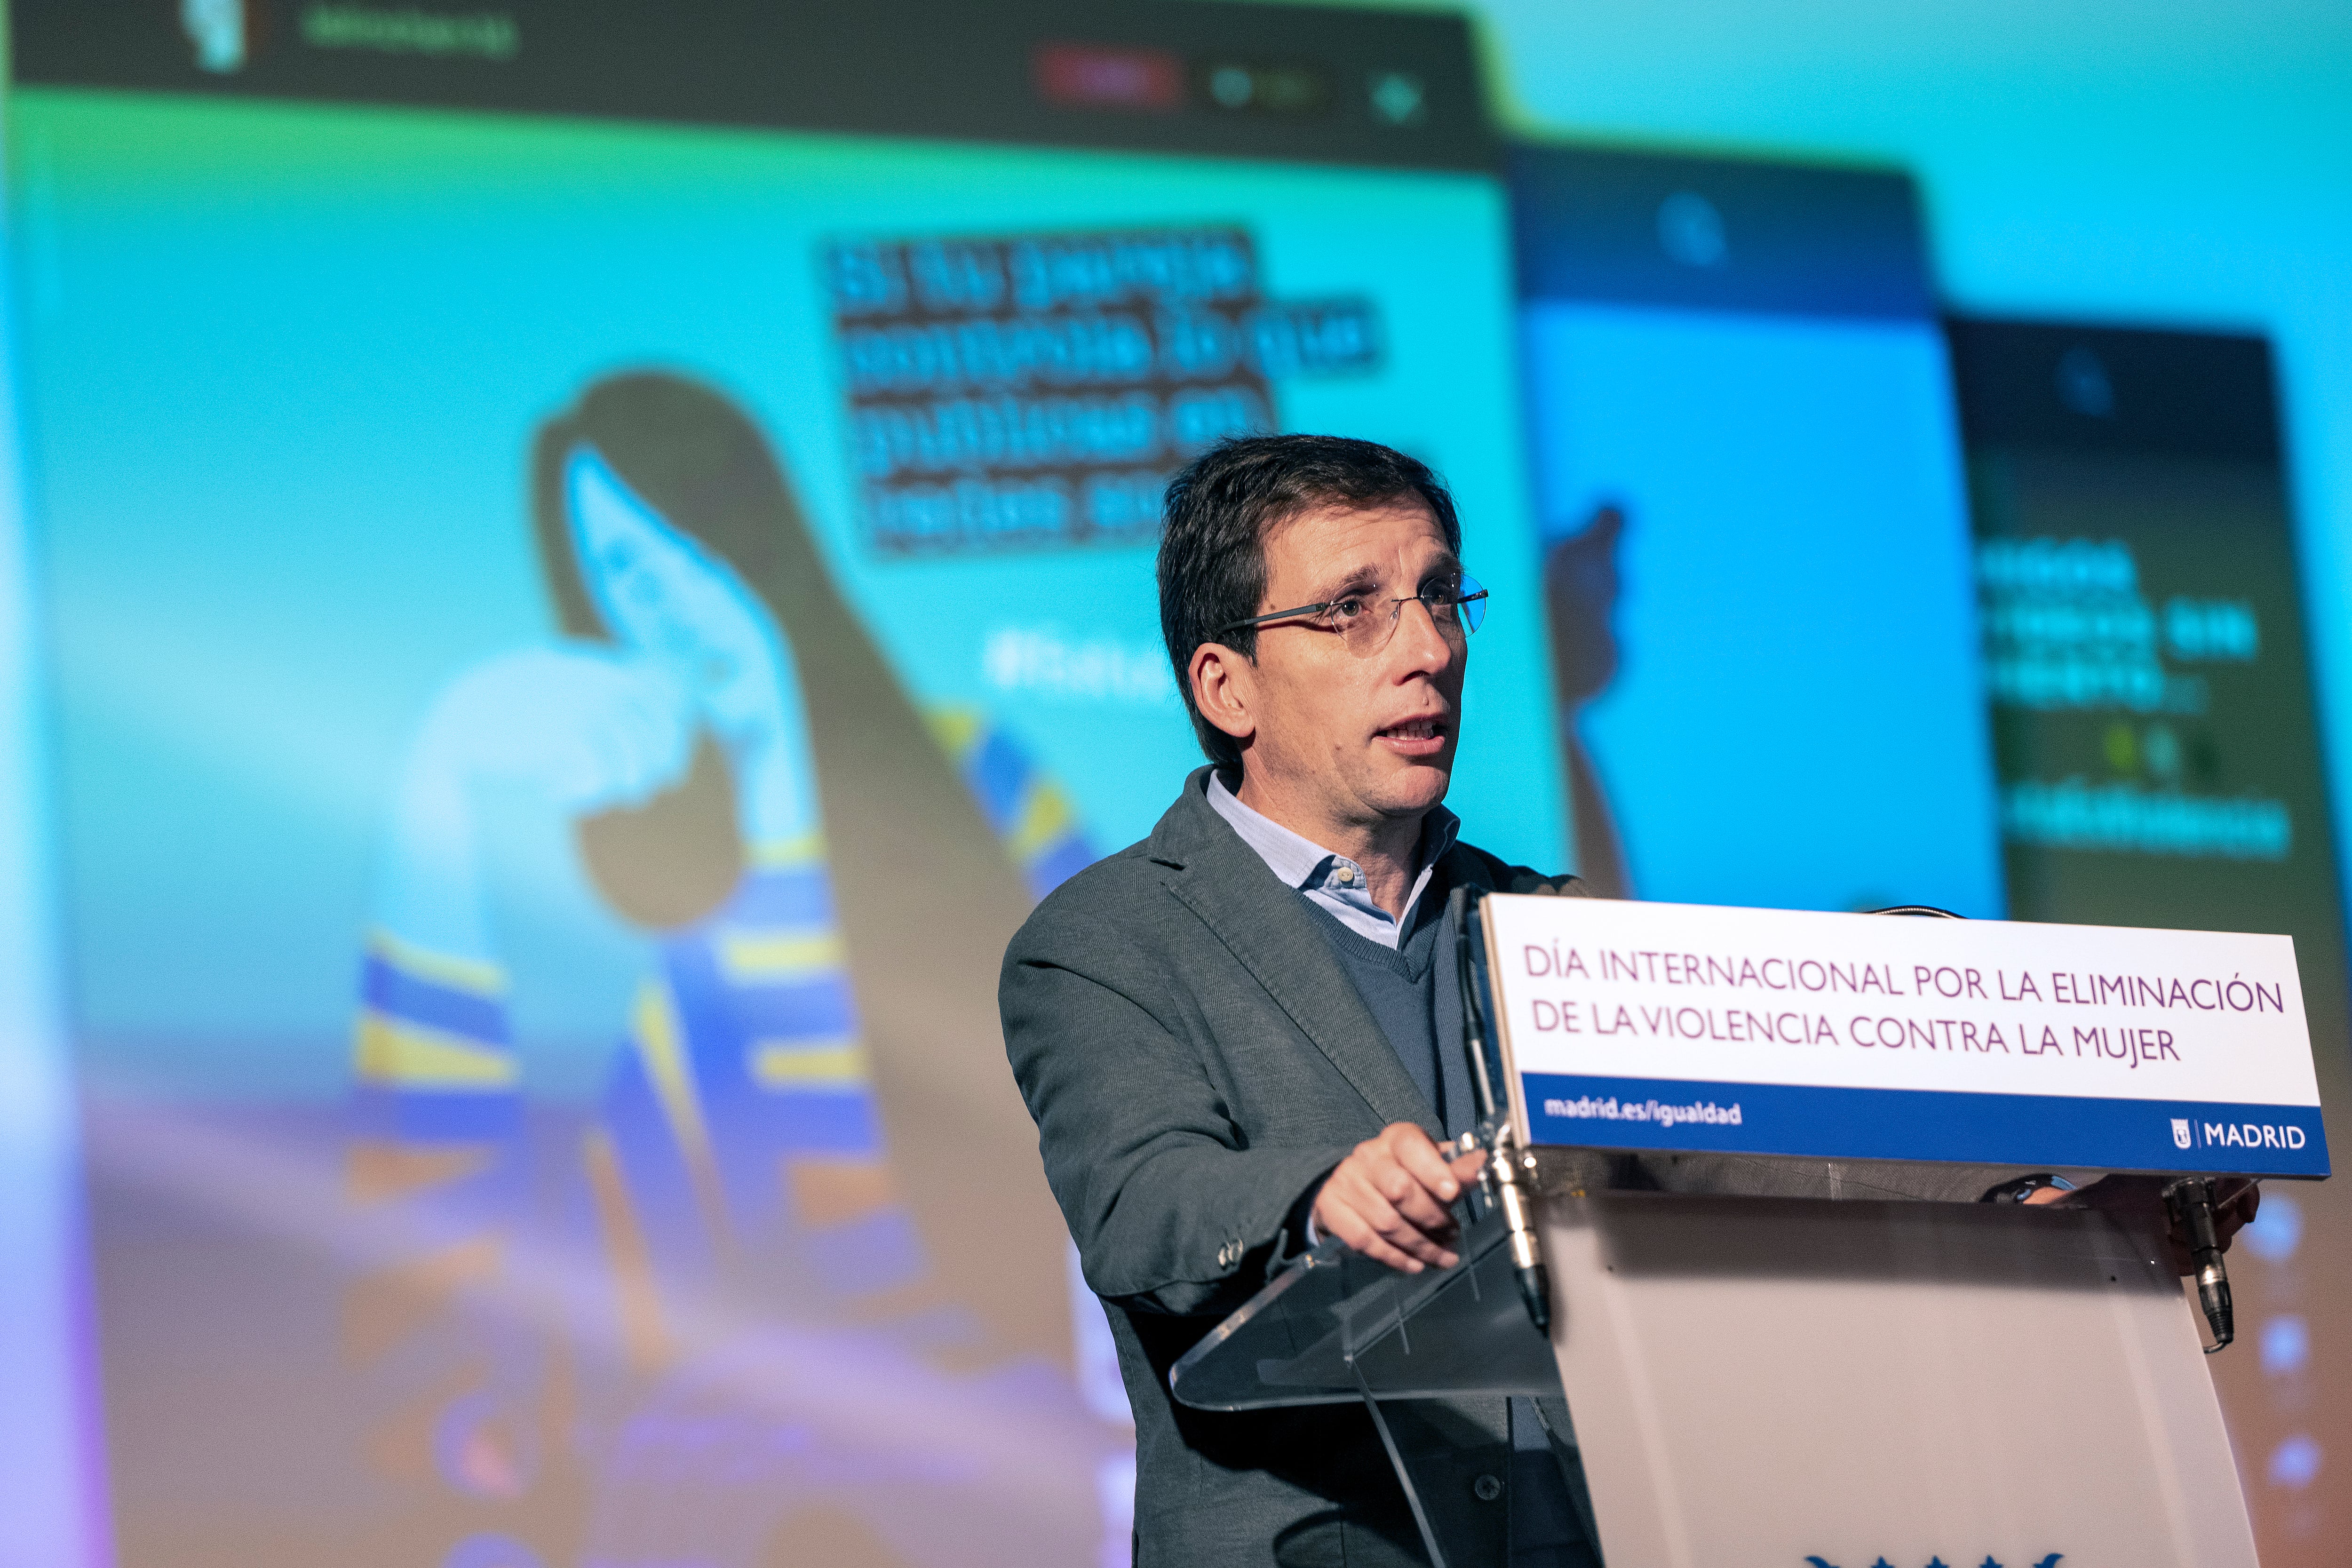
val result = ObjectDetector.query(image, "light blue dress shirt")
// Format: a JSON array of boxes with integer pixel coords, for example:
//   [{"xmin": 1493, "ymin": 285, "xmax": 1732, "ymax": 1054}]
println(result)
[{"xmin": 1205, "ymin": 770, "xmax": 1459, "ymax": 950}]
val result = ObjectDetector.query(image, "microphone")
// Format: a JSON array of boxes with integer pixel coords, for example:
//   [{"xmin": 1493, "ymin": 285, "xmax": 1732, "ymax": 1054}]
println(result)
[
  {"xmin": 2166, "ymin": 1178, "xmax": 2235, "ymax": 1353},
  {"xmin": 1450, "ymin": 886, "xmax": 1551, "ymax": 1333},
  {"xmin": 1491, "ymin": 1138, "xmax": 1552, "ymax": 1334}
]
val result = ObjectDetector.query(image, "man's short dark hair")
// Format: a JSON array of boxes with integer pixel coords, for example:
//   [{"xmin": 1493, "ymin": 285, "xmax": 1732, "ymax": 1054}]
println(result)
[{"xmin": 1158, "ymin": 434, "xmax": 1463, "ymax": 767}]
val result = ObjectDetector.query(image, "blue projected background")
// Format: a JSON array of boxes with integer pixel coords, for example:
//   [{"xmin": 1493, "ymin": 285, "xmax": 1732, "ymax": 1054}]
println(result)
[
  {"xmin": 0, "ymin": 2, "xmax": 2347, "ymax": 1568},
  {"xmin": 1512, "ymin": 146, "xmax": 1996, "ymax": 914},
  {"xmin": 1523, "ymin": 304, "xmax": 1996, "ymax": 913}
]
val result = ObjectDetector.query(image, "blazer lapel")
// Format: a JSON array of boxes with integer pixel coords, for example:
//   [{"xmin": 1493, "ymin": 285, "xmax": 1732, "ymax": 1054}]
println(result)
[{"xmin": 1152, "ymin": 774, "xmax": 1439, "ymax": 1135}]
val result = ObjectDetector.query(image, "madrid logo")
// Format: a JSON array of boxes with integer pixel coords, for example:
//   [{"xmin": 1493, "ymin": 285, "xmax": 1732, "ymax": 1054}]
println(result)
[{"xmin": 2173, "ymin": 1117, "xmax": 2194, "ymax": 1149}]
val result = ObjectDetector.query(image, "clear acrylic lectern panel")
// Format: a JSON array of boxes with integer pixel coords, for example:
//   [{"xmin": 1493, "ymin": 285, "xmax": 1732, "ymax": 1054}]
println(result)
[
  {"xmin": 1171, "ymin": 1199, "xmax": 1568, "ymax": 1568},
  {"xmin": 1171, "ymin": 1197, "xmax": 1558, "ymax": 1411},
  {"xmin": 1173, "ymin": 1182, "xmax": 2259, "ymax": 1568}
]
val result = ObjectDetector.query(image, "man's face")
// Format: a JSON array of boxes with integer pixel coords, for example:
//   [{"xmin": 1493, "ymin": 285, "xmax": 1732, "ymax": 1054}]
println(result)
[{"xmin": 1239, "ymin": 499, "xmax": 1467, "ymax": 830}]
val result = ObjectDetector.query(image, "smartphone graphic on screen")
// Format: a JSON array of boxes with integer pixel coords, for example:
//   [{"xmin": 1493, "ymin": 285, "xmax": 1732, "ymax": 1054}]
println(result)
[
  {"xmin": 1945, "ymin": 321, "xmax": 2342, "ymax": 940},
  {"xmin": 1947, "ymin": 317, "xmax": 2349, "ymax": 1567},
  {"xmin": 1511, "ymin": 145, "xmax": 2001, "ymax": 915}
]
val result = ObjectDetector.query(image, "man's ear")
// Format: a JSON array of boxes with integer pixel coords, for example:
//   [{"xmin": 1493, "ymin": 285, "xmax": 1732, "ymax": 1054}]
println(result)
[{"xmin": 1189, "ymin": 641, "xmax": 1256, "ymax": 747}]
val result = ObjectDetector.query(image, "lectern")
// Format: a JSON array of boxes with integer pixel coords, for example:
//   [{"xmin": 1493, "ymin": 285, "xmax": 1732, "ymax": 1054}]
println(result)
[{"xmin": 1172, "ymin": 894, "xmax": 2326, "ymax": 1568}]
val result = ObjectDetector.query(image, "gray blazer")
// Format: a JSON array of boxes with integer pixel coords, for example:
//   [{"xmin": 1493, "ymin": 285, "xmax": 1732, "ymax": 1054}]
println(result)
[{"xmin": 1002, "ymin": 770, "xmax": 2016, "ymax": 1566}]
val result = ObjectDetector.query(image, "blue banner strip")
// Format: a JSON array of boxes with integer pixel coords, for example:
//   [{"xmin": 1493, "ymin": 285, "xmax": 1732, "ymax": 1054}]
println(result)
[{"xmin": 1519, "ymin": 1072, "xmax": 2331, "ymax": 1177}]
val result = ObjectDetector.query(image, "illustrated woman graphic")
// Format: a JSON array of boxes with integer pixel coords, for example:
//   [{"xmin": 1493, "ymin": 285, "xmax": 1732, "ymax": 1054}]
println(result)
[{"xmin": 346, "ymin": 373, "xmax": 1110, "ymax": 1568}]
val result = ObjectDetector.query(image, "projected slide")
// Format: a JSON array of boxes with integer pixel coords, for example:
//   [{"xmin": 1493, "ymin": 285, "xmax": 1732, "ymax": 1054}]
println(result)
[
  {"xmin": 1510, "ymin": 145, "xmax": 2001, "ymax": 915},
  {"xmin": 1, "ymin": 4, "xmax": 1557, "ymax": 1566},
  {"xmin": 1947, "ymin": 318, "xmax": 2352, "ymax": 1558},
  {"xmin": 1944, "ymin": 322, "xmax": 2341, "ymax": 914}
]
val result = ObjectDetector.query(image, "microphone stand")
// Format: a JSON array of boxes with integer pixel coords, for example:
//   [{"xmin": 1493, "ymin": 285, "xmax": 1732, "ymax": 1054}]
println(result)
[
  {"xmin": 1449, "ymin": 886, "xmax": 1550, "ymax": 1333},
  {"xmin": 2165, "ymin": 1178, "xmax": 2235, "ymax": 1353},
  {"xmin": 1870, "ymin": 903, "xmax": 2236, "ymax": 1354}
]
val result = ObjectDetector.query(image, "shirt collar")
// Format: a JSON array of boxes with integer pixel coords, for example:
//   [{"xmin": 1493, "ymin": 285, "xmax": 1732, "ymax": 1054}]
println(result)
[{"xmin": 1204, "ymin": 769, "xmax": 1459, "ymax": 899}]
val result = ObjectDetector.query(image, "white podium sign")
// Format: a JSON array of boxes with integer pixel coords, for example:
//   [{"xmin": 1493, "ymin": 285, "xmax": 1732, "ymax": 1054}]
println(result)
[{"xmin": 1482, "ymin": 896, "xmax": 2328, "ymax": 1176}]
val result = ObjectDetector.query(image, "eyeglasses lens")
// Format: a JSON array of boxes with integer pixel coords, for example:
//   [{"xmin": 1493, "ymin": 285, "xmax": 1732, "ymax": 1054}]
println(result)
[
  {"xmin": 1456, "ymin": 576, "xmax": 1486, "ymax": 636},
  {"xmin": 1330, "ymin": 575, "xmax": 1486, "ymax": 655}
]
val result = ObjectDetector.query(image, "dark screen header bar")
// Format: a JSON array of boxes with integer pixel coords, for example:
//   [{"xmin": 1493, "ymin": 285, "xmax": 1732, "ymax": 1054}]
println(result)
[
  {"xmin": 1510, "ymin": 143, "xmax": 1934, "ymax": 319},
  {"xmin": 1946, "ymin": 318, "xmax": 2281, "ymax": 462},
  {"xmin": 8, "ymin": 0, "xmax": 1497, "ymax": 171}
]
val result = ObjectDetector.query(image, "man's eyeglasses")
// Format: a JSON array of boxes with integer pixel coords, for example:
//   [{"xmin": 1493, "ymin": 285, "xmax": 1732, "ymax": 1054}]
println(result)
[{"xmin": 1215, "ymin": 574, "xmax": 1488, "ymax": 658}]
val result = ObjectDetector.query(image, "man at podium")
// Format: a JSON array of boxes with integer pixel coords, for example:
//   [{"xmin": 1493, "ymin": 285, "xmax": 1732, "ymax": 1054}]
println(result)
[{"xmin": 1000, "ymin": 435, "xmax": 2253, "ymax": 1567}]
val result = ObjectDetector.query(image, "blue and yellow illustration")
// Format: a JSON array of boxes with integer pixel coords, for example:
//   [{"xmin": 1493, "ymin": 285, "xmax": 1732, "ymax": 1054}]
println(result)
[{"xmin": 344, "ymin": 375, "xmax": 1119, "ymax": 1568}]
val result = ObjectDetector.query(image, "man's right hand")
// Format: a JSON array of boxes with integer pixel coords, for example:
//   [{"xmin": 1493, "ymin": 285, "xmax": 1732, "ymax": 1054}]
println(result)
[{"xmin": 1312, "ymin": 1122, "xmax": 1488, "ymax": 1274}]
